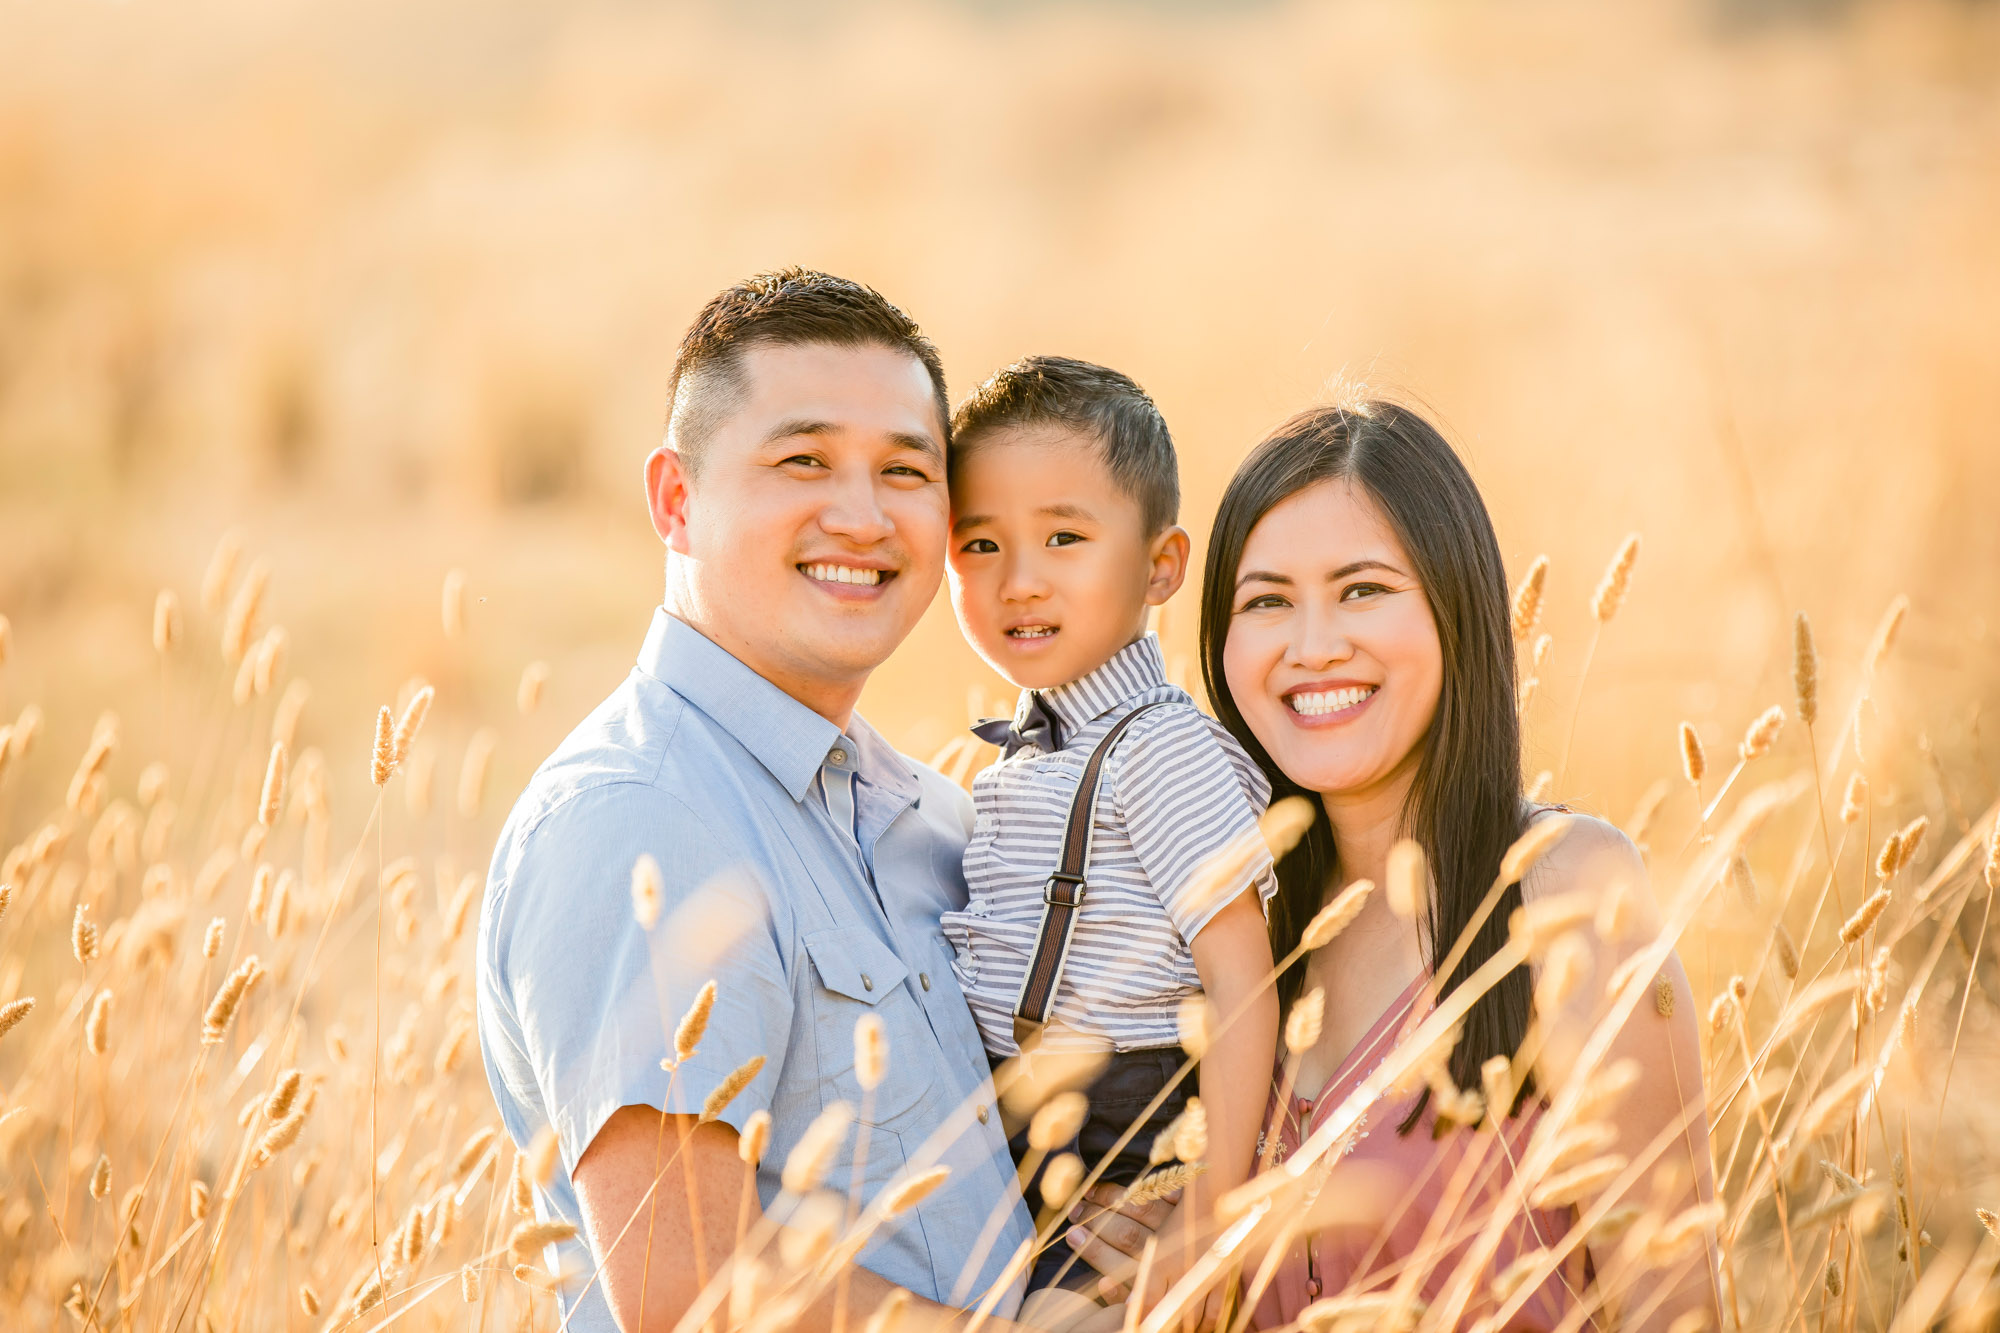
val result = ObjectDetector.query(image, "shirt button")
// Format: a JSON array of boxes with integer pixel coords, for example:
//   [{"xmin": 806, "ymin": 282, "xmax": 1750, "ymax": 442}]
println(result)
[
  {"xmin": 919, "ymin": 973, "xmax": 931, "ymax": 991},
  {"xmin": 829, "ymin": 748, "xmax": 848, "ymax": 765},
  {"xmin": 860, "ymin": 974, "xmax": 873, "ymax": 992},
  {"xmin": 976, "ymin": 1103, "xmax": 990, "ymax": 1125}
]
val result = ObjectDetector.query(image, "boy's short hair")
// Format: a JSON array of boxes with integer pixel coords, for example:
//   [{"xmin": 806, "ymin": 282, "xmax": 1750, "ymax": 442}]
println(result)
[
  {"xmin": 949, "ymin": 356, "xmax": 1180, "ymax": 534},
  {"xmin": 667, "ymin": 268, "xmax": 949, "ymax": 478}
]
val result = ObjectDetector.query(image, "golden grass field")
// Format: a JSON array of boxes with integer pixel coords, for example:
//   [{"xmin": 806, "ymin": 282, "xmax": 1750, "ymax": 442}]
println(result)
[{"xmin": 3, "ymin": 0, "xmax": 2000, "ymax": 1327}]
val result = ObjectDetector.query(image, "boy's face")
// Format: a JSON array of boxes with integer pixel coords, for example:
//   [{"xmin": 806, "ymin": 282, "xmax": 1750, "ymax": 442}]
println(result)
[{"xmin": 947, "ymin": 424, "xmax": 1188, "ymax": 692}]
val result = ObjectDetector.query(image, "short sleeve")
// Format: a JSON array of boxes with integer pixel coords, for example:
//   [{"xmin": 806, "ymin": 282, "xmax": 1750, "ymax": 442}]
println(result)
[
  {"xmin": 1113, "ymin": 707, "xmax": 1277, "ymax": 943},
  {"xmin": 487, "ymin": 782, "xmax": 791, "ymax": 1175}
]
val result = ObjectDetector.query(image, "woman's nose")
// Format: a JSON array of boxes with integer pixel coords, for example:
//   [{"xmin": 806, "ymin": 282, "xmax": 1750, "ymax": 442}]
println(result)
[{"xmin": 1289, "ymin": 606, "xmax": 1354, "ymax": 670}]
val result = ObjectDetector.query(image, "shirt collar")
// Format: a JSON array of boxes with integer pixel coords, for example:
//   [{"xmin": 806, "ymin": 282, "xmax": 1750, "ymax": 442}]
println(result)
[
  {"xmin": 1036, "ymin": 632, "xmax": 1170, "ymax": 737},
  {"xmin": 637, "ymin": 609, "xmax": 848, "ymax": 803}
]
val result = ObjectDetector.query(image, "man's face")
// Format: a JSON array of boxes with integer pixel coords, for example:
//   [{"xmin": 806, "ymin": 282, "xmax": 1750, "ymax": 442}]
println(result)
[{"xmin": 651, "ymin": 341, "xmax": 950, "ymax": 714}]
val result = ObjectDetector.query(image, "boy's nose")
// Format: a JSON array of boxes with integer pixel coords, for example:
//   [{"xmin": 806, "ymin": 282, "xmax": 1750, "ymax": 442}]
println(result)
[{"xmin": 997, "ymin": 555, "xmax": 1050, "ymax": 603}]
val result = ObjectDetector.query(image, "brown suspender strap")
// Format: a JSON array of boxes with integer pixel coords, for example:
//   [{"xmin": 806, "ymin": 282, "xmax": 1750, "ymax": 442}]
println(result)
[{"xmin": 1010, "ymin": 702, "xmax": 1168, "ymax": 1050}]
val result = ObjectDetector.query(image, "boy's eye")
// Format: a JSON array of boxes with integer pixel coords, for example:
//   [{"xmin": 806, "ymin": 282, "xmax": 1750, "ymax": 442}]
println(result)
[
  {"xmin": 1047, "ymin": 531, "xmax": 1084, "ymax": 548},
  {"xmin": 960, "ymin": 538, "xmax": 999, "ymax": 555}
]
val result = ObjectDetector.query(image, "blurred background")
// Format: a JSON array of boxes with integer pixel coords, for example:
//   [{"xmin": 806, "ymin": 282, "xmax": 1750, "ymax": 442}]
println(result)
[{"xmin": 3, "ymin": 0, "xmax": 1997, "ymax": 830}]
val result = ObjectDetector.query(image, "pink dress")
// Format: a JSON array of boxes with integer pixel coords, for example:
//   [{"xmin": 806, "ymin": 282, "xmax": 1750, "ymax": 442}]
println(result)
[{"xmin": 1250, "ymin": 977, "xmax": 1589, "ymax": 1331}]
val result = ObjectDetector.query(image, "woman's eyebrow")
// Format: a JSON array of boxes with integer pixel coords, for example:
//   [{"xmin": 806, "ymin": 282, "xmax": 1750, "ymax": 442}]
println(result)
[{"xmin": 1234, "ymin": 558, "xmax": 1405, "ymax": 591}]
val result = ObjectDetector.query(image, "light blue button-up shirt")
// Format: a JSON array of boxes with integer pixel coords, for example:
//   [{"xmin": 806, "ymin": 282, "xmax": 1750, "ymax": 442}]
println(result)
[{"xmin": 477, "ymin": 610, "xmax": 1033, "ymax": 1330}]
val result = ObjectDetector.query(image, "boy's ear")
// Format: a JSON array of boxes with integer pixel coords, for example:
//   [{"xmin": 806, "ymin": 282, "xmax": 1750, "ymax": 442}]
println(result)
[{"xmin": 1143, "ymin": 525, "xmax": 1192, "ymax": 607}]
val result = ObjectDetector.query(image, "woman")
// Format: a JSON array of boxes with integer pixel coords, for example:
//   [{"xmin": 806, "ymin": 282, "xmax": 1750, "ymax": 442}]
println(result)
[{"xmin": 1194, "ymin": 401, "xmax": 1717, "ymax": 1330}]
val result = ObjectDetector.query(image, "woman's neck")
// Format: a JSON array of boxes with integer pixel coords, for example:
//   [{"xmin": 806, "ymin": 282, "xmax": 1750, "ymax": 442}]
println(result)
[{"xmin": 1318, "ymin": 766, "xmax": 1418, "ymax": 890}]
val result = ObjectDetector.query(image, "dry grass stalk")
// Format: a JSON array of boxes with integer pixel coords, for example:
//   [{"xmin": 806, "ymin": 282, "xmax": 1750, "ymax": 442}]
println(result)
[
  {"xmin": 1511, "ymin": 554, "xmax": 1549, "ymax": 642},
  {"xmin": 1876, "ymin": 831, "xmax": 1904, "ymax": 879},
  {"xmin": 85, "ymin": 989, "xmax": 112, "ymax": 1054},
  {"xmin": 1841, "ymin": 772, "xmax": 1868, "ymax": 824},
  {"xmin": 881, "ymin": 1165, "xmax": 950, "ymax": 1216},
  {"xmin": 153, "ymin": 589, "xmax": 181, "ymax": 656},
  {"xmin": 1501, "ymin": 814, "xmax": 1573, "ymax": 885},
  {"xmin": 461, "ymin": 1265, "xmax": 481, "ymax": 1302},
  {"xmin": 1865, "ymin": 594, "xmax": 1910, "ymax": 679},
  {"xmin": 1302, "ymin": 878, "xmax": 1373, "ymax": 950},
  {"xmin": 459, "ymin": 728, "xmax": 497, "ymax": 816},
  {"xmin": 740, "ymin": 1109, "xmax": 772, "ymax": 1165},
  {"xmin": 1029, "ymin": 1092, "xmax": 1089, "ymax": 1152},
  {"xmin": 1772, "ymin": 922, "xmax": 1801, "ymax": 980},
  {"xmin": 1287, "ymin": 986, "xmax": 1326, "ymax": 1053},
  {"xmin": 1173, "ymin": 1097, "xmax": 1208, "ymax": 1161},
  {"xmin": 71, "ymin": 904, "xmax": 99, "ymax": 963},
  {"xmin": 518, "ymin": 660, "xmax": 551, "ymax": 715},
  {"xmin": 391, "ymin": 684, "xmax": 435, "ymax": 768},
  {"xmin": 1122, "ymin": 1160, "xmax": 1205, "ymax": 1208},
  {"xmin": 265, "ymin": 1069, "xmax": 302, "ymax": 1121},
  {"xmin": 202, "ymin": 956, "xmax": 262, "ymax": 1043},
  {"xmin": 221, "ymin": 559, "xmax": 269, "ymax": 665},
  {"xmin": 258, "ymin": 741, "xmax": 287, "ymax": 828},
  {"xmin": 631, "ymin": 852, "xmax": 663, "ymax": 929},
  {"xmin": 1842, "ymin": 888, "xmax": 1892, "ymax": 944},
  {"xmin": 1041, "ymin": 1152, "xmax": 1084, "ymax": 1209},
  {"xmin": 1591, "ymin": 534, "xmax": 1641, "ymax": 623},
  {"xmin": 508, "ymin": 1219, "xmax": 577, "ymax": 1260},
  {"xmin": 1386, "ymin": 838, "xmax": 1426, "ymax": 919}
]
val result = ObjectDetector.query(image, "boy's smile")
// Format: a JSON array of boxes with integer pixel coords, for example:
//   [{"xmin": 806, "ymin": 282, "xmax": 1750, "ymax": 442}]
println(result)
[{"xmin": 947, "ymin": 423, "xmax": 1189, "ymax": 691}]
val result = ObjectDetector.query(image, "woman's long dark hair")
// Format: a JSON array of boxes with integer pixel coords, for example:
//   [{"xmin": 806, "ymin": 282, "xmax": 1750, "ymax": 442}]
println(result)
[{"xmin": 1198, "ymin": 400, "xmax": 1532, "ymax": 1127}]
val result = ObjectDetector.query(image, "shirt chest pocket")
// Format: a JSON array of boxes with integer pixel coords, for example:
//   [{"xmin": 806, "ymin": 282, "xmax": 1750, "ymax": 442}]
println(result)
[{"xmin": 802, "ymin": 926, "xmax": 929, "ymax": 1127}]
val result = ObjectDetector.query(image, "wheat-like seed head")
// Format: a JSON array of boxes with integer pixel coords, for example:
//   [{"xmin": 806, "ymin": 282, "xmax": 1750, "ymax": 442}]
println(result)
[
  {"xmin": 351, "ymin": 1273, "xmax": 386, "ymax": 1316},
  {"xmin": 854, "ymin": 1013, "xmax": 886, "ymax": 1091},
  {"xmin": 1511, "ymin": 555, "xmax": 1549, "ymax": 642},
  {"xmin": 740, "ymin": 1109, "xmax": 772, "ymax": 1165},
  {"xmin": 442, "ymin": 569, "xmax": 468, "ymax": 640},
  {"xmin": 152, "ymin": 589, "xmax": 181, "ymax": 656},
  {"xmin": 864, "ymin": 1288, "xmax": 910, "ymax": 1333},
  {"xmin": 460, "ymin": 1266, "xmax": 481, "ymax": 1303},
  {"xmin": 1028, "ymin": 1091, "xmax": 1089, "ymax": 1152},
  {"xmin": 518, "ymin": 661, "xmax": 550, "ymax": 716},
  {"xmin": 508, "ymin": 1219, "xmax": 578, "ymax": 1260},
  {"xmin": 1259, "ymin": 795, "xmax": 1317, "ymax": 861},
  {"xmin": 1123, "ymin": 1160, "xmax": 1206, "ymax": 1208},
  {"xmin": 459, "ymin": 728, "xmax": 497, "ymax": 817},
  {"xmin": 203, "ymin": 917, "xmax": 225, "ymax": 959},
  {"xmin": 1678, "ymin": 722, "xmax": 1706, "ymax": 786},
  {"xmin": 1739, "ymin": 705, "xmax": 1785, "ymax": 762},
  {"xmin": 72, "ymin": 904, "xmax": 99, "ymax": 964},
  {"xmin": 1986, "ymin": 832, "xmax": 2000, "ymax": 893},
  {"xmin": 1874, "ymin": 833, "xmax": 1903, "ymax": 881},
  {"xmin": 1591, "ymin": 534, "xmax": 1640, "ymax": 623},
  {"xmin": 371, "ymin": 706, "xmax": 395, "ymax": 786},
  {"xmin": 1501, "ymin": 815, "xmax": 1573, "ymax": 885},
  {"xmin": 782, "ymin": 1101, "xmax": 854, "ymax": 1194},
  {"xmin": 85, "ymin": 989, "xmax": 112, "ymax": 1055},
  {"xmin": 1772, "ymin": 922, "xmax": 1800, "ymax": 980},
  {"xmin": 0, "ymin": 882, "xmax": 11, "ymax": 926},
  {"xmin": 202, "ymin": 955, "xmax": 262, "ymax": 1043},
  {"xmin": 1301, "ymin": 878, "xmax": 1373, "ymax": 951},
  {"xmin": 1841, "ymin": 772, "xmax": 1868, "ymax": 824},
  {"xmin": 89, "ymin": 1154, "xmax": 112, "ymax": 1200},
  {"xmin": 1536, "ymin": 932, "xmax": 1590, "ymax": 1010},
  {"xmin": 1729, "ymin": 856, "xmax": 1759, "ymax": 909},
  {"xmin": 220, "ymin": 559, "xmax": 269, "ymax": 666},
  {"xmin": 299, "ymin": 1285, "xmax": 320, "ymax": 1317},
  {"xmin": 200, "ymin": 529, "xmax": 242, "ymax": 612},
  {"xmin": 674, "ymin": 980, "xmax": 717, "ymax": 1066},
  {"xmin": 630, "ymin": 853, "xmax": 663, "ymax": 930},
  {"xmin": 1894, "ymin": 816, "xmax": 1928, "ymax": 873},
  {"xmin": 509, "ymin": 1153, "xmax": 535, "ymax": 1216},
  {"xmin": 1174, "ymin": 1097, "xmax": 1208, "ymax": 1162},
  {"xmin": 1386, "ymin": 838, "xmax": 1425, "ymax": 920},
  {"xmin": 265, "ymin": 1069, "xmax": 302, "ymax": 1121},
  {"xmin": 259, "ymin": 742, "xmax": 287, "ymax": 828},
  {"xmin": 253, "ymin": 1102, "xmax": 311, "ymax": 1166},
  {"xmin": 1176, "ymin": 993, "xmax": 1214, "ymax": 1059},
  {"xmin": 1286, "ymin": 986, "xmax": 1326, "ymax": 1053},
  {"xmin": 0, "ymin": 996, "xmax": 35, "ymax": 1041},
  {"xmin": 391, "ymin": 684, "xmax": 434, "ymax": 770},
  {"xmin": 454, "ymin": 1126, "xmax": 499, "ymax": 1177},
  {"xmin": 881, "ymin": 1164, "xmax": 950, "ymax": 1217},
  {"xmin": 1040, "ymin": 1152, "xmax": 1084, "ymax": 1210},
  {"xmin": 1864, "ymin": 594, "xmax": 1909, "ymax": 680},
  {"xmin": 700, "ymin": 1055, "xmax": 766, "ymax": 1124}
]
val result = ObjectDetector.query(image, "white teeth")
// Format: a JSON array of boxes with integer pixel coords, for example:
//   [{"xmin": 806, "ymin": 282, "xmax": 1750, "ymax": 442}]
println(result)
[
  {"xmin": 1008, "ymin": 626, "xmax": 1057, "ymax": 639},
  {"xmin": 803, "ymin": 563, "xmax": 883, "ymax": 586},
  {"xmin": 1288, "ymin": 686, "xmax": 1376, "ymax": 717}
]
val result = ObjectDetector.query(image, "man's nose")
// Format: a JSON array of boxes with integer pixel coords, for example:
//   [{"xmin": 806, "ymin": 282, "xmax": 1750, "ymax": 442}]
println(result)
[{"xmin": 818, "ymin": 470, "xmax": 896, "ymax": 545}]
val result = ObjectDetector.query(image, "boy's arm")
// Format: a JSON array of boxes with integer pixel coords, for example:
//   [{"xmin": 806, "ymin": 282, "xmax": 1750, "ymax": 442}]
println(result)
[{"xmin": 1186, "ymin": 889, "xmax": 1279, "ymax": 1228}]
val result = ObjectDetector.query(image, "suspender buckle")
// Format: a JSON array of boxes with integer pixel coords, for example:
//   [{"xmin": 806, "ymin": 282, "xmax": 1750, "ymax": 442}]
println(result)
[{"xmin": 1043, "ymin": 873, "xmax": 1087, "ymax": 909}]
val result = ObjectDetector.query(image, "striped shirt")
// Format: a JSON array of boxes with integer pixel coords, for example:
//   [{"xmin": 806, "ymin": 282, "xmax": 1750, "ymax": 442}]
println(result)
[{"xmin": 945, "ymin": 634, "xmax": 1276, "ymax": 1056}]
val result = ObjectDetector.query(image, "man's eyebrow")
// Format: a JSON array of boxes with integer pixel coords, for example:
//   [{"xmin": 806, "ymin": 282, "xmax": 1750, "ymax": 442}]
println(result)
[
  {"xmin": 761, "ymin": 419, "xmax": 943, "ymax": 462},
  {"xmin": 1234, "ymin": 559, "xmax": 1404, "ymax": 591}
]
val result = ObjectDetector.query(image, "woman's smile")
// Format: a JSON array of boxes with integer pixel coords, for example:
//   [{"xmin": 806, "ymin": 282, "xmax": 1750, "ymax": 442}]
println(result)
[{"xmin": 1281, "ymin": 681, "xmax": 1379, "ymax": 724}]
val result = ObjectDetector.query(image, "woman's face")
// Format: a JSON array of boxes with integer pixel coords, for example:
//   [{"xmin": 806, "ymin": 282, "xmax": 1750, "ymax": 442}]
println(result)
[{"xmin": 1222, "ymin": 478, "xmax": 1444, "ymax": 801}]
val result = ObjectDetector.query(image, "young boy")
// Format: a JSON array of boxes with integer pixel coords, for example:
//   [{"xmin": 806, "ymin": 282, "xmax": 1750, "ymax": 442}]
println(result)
[{"xmin": 942, "ymin": 356, "xmax": 1280, "ymax": 1325}]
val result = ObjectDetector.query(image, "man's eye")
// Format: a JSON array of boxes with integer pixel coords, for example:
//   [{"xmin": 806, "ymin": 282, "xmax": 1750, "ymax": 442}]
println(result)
[
  {"xmin": 960, "ymin": 538, "xmax": 999, "ymax": 555},
  {"xmin": 885, "ymin": 463, "xmax": 933, "ymax": 479},
  {"xmin": 781, "ymin": 454, "xmax": 827, "ymax": 469},
  {"xmin": 1047, "ymin": 531, "xmax": 1084, "ymax": 547}
]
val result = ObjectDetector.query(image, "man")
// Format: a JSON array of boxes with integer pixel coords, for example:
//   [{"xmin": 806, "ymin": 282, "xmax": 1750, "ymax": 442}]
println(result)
[{"xmin": 476, "ymin": 268, "xmax": 1040, "ymax": 1332}]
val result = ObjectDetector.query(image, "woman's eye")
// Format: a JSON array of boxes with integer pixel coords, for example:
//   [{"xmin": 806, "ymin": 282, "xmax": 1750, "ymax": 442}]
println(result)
[
  {"xmin": 1047, "ymin": 531, "xmax": 1084, "ymax": 547},
  {"xmin": 1341, "ymin": 582, "xmax": 1390, "ymax": 602},
  {"xmin": 1237, "ymin": 594, "xmax": 1290, "ymax": 613},
  {"xmin": 960, "ymin": 538, "xmax": 999, "ymax": 555}
]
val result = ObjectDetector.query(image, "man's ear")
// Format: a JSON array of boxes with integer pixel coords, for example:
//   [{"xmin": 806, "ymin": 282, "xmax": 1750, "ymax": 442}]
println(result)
[
  {"xmin": 1144, "ymin": 525, "xmax": 1191, "ymax": 606},
  {"xmin": 645, "ymin": 445, "xmax": 694, "ymax": 554}
]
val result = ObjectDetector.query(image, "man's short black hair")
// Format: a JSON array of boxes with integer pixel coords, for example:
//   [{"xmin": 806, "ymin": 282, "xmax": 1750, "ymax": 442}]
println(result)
[
  {"xmin": 949, "ymin": 356, "xmax": 1179, "ymax": 534},
  {"xmin": 667, "ymin": 268, "xmax": 949, "ymax": 476}
]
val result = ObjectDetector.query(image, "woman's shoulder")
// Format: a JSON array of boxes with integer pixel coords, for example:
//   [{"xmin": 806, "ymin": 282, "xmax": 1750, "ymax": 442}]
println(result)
[{"xmin": 1516, "ymin": 807, "xmax": 1650, "ymax": 909}]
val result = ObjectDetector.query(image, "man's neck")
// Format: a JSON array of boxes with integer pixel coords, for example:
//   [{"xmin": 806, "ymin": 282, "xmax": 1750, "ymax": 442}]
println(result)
[{"xmin": 663, "ymin": 605, "xmax": 866, "ymax": 732}]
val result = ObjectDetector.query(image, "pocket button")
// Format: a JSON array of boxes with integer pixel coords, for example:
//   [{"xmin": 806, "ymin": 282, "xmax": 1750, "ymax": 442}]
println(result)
[
  {"xmin": 861, "ymin": 974, "xmax": 873, "ymax": 992},
  {"xmin": 919, "ymin": 973, "xmax": 931, "ymax": 991}
]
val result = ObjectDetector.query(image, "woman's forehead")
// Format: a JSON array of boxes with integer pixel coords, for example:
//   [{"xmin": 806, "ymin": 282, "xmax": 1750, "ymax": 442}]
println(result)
[{"xmin": 1240, "ymin": 478, "xmax": 1407, "ymax": 569}]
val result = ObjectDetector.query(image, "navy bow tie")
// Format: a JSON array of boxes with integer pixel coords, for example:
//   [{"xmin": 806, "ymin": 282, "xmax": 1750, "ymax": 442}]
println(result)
[{"xmin": 972, "ymin": 692, "xmax": 1063, "ymax": 758}]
